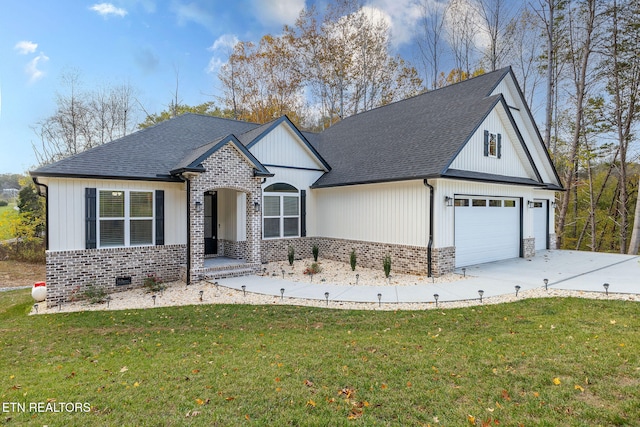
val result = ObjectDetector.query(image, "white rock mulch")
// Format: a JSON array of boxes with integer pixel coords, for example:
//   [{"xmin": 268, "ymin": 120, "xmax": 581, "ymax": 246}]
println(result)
[{"xmin": 31, "ymin": 258, "xmax": 637, "ymax": 315}]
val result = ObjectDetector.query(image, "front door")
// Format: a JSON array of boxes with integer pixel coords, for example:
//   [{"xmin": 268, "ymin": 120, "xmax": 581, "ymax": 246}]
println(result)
[{"xmin": 204, "ymin": 192, "xmax": 217, "ymax": 255}]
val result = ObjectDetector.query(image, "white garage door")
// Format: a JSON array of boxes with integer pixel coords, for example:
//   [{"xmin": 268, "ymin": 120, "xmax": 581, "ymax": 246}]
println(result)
[
  {"xmin": 532, "ymin": 200, "xmax": 548, "ymax": 251},
  {"xmin": 455, "ymin": 196, "xmax": 521, "ymax": 267}
]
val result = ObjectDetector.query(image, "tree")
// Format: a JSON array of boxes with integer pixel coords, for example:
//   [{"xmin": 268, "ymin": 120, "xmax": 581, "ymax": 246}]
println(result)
[
  {"xmin": 138, "ymin": 102, "xmax": 233, "ymax": 129},
  {"xmin": 416, "ymin": 0, "xmax": 448, "ymax": 90},
  {"xmin": 445, "ymin": 0, "xmax": 479, "ymax": 77},
  {"xmin": 476, "ymin": 0, "xmax": 519, "ymax": 71},
  {"xmin": 32, "ymin": 70, "xmax": 139, "ymax": 165}
]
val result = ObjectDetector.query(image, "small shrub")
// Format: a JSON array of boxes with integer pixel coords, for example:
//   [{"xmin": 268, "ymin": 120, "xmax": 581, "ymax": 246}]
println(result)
[
  {"xmin": 83, "ymin": 283, "xmax": 108, "ymax": 304},
  {"xmin": 383, "ymin": 254, "xmax": 391, "ymax": 278},
  {"xmin": 312, "ymin": 244, "xmax": 319, "ymax": 262},
  {"xmin": 303, "ymin": 262, "xmax": 322, "ymax": 275},
  {"xmin": 350, "ymin": 249, "xmax": 357, "ymax": 271},
  {"xmin": 144, "ymin": 273, "xmax": 165, "ymax": 293},
  {"xmin": 0, "ymin": 200, "xmax": 8, "ymax": 207},
  {"xmin": 288, "ymin": 245, "xmax": 295, "ymax": 266}
]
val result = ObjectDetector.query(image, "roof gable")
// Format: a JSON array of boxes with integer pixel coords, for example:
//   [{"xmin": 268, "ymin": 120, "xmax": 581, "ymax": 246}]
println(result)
[{"xmin": 241, "ymin": 116, "xmax": 330, "ymax": 171}]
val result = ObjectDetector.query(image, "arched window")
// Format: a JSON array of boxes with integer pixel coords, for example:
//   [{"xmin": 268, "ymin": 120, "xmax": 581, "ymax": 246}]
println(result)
[{"xmin": 263, "ymin": 183, "xmax": 299, "ymax": 238}]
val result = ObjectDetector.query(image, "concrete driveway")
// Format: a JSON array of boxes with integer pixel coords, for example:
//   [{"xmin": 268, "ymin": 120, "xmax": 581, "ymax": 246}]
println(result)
[{"xmin": 459, "ymin": 250, "xmax": 639, "ymax": 295}]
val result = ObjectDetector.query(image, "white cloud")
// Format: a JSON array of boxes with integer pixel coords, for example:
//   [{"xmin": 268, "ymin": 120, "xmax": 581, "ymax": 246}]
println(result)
[
  {"xmin": 25, "ymin": 52, "xmax": 49, "ymax": 83},
  {"xmin": 90, "ymin": 3, "xmax": 128, "ymax": 17},
  {"xmin": 206, "ymin": 34, "xmax": 239, "ymax": 74},
  {"xmin": 369, "ymin": 0, "xmax": 423, "ymax": 48},
  {"xmin": 172, "ymin": 2, "xmax": 213, "ymax": 29},
  {"xmin": 14, "ymin": 41, "xmax": 38, "ymax": 55},
  {"xmin": 251, "ymin": 0, "xmax": 305, "ymax": 27}
]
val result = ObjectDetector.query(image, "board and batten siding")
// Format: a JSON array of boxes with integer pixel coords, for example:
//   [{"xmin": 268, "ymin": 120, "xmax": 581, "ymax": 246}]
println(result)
[
  {"xmin": 432, "ymin": 178, "xmax": 555, "ymax": 248},
  {"xmin": 314, "ymin": 180, "xmax": 429, "ymax": 247},
  {"xmin": 248, "ymin": 123, "xmax": 326, "ymax": 171},
  {"xmin": 262, "ymin": 166, "xmax": 324, "ymax": 236},
  {"xmin": 42, "ymin": 177, "xmax": 187, "ymax": 251},
  {"xmin": 448, "ymin": 107, "xmax": 534, "ymax": 179},
  {"xmin": 491, "ymin": 78, "xmax": 559, "ymax": 185}
]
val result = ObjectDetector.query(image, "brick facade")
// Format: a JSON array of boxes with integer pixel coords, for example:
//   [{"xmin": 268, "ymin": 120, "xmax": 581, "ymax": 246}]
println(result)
[
  {"xmin": 549, "ymin": 233, "xmax": 557, "ymax": 250},
  {"xmin": 45, "ymin": 244, "xmax": 186, "ymax": 306},
  {"xmin": 522, "ymin": 237, "xmax": 536, "ymax": 258},
  {"xmin": 261, "ymin": 237, "xmax": 445, "ymax": 276},
  {"xmin": 188, "ymin": 144, "xmax": 263, "ymax": 279},
  {"xmin": 431, "ymin": 246, "xmax": 456, "ymax": 276}
]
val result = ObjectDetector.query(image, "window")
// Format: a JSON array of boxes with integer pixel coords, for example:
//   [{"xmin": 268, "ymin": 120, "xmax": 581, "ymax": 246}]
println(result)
[
  {"xmin": 98, "ymin": 190, "xmax": 153, "ymax": 247},
  {"xmin": 489, "ymin": 199, "xmax": 502, "ymax": 207},
  {"xmin": 263, "ymin": 183, "xmax": 299, "ymax": 239},
  {"xmin": 454, "ymin": 198, "xmax": 469, "ymax": 207},
  {"xmin": 472, "ymin": 199, "xmax": 487, "ymax": 207},
  {"xmin": 483, "ymin": 130, "xmax": 502, "ymax": 158},
  {"xmin": 489, "ymin": 133, "xmax": 497, "ymax": 157},
  {"xmin": 504, "ymin": 200, "xmax": 516, "ymax": 207}
]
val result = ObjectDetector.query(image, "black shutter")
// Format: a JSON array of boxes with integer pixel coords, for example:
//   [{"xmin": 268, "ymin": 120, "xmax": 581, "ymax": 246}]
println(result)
[
  {"xmin": 497, "ymin": 133, "xmax": 502, "ymax": 159},
  {"xmin": 300, "ymin": 190, "xmax": 306, "ymax": 237},
  {"xmin": 155, "ymin": 190, "xmax": 165, "ymax": 245},
  {"xmin": 85, "ymin": 188, "xmax": 97, "ymax": 249},
  {"xmin": 483, "ymin": 130, "xmax": 489, "ymax": 157}
]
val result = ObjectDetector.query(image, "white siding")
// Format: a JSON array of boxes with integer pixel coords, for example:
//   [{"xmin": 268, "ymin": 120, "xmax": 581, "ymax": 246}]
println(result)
[
  {"xmin": 491, "ymin": 77, "xmax": 559, "ymax": 186},
  {"xmin": 314, "ymin": 180, "xmax": 429, "ymax": 246},
  {"xmin": 262, "ymin": 167, "xmax": 325, "ymax": 236},
  {"xmin": 449, "ymin": 107, "xmax": 535, "ymax": 179},
  {"xmin": 249, "ymin": 123, "xmax": 326, "ymax": 170},
  {"xmin": 433, "ymin": 179, "xmax": 555, "ymax": 249},
  {"xmin": 41, "ymin": 177, "xmax": 186, "ymax": 251}
]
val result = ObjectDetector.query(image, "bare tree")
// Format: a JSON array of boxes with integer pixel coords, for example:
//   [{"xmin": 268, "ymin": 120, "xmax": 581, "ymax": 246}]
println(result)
[
  {"xmin": 32, "ymin": 70, "xmax": 139, "ymax": 165},
  {"xmin": 445, "ymin": 0, "xmax": 479, "ymax": 76},
  {"xmin": 416, "ymin": 0, "xmax": 448, "ymax": 89},
  {"xmin": 476, "ymin": 0, "xmax": 519, "ymax": 71}
]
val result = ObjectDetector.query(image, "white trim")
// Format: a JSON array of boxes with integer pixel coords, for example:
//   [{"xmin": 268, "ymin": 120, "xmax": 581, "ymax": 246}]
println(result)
[{"xmin": 97, "ymin": 189, "xmax": 155, "ymax": 248}]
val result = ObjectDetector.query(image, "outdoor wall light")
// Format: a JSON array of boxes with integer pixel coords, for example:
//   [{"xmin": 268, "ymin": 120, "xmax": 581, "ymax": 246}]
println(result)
[
  {"xmin": 254, "ymin": 201, "xmax": 261, "ymax": 213},
  {"xmin": 478, "ymin": 289, "xmax": 484, "ymax": 303},
  {"xmin": 434, "ymin": 294, "xmax": 439, "ymax": 307},
  {"xmin": 527, "ymin": 200, "xmax": 535, "ymax": 208},
  {"xmin": 603, "ymin": 283, "xmax": 609, "ymax": 296},
  {"xmin": 377, "ymin": 293, "xmax": 382, "ymax": 307},
  {"xmin": 242, "ymin": 285, "xmax": 247, "ymax": 297},
  {"xmin": 324, "ymin": 292, "xmax": 329, "ymax": 306},
  {"xmin": 543, "ymin": 278, "xmax": 549, "ymax": 290},
  {"xmin": 551, "ymin": 201, "xmax": 557, "ymax": 208},
  {"xmin": 445, "ymin": 196, "xmax": 454, "ymax": 207},
  {"xmin": 280, "ymin": 288, "xmax": 285, "ymax": 301},
  {"xmin": 199, "ymin": 290, "xmax": 204, "ymax": 301},
  {"xmin": 195, "ymin": 201, "xmax": 203, "ymax": 212},
  {"xmin": 515, "ymin": 285, "xmax": 521, "ymax": 297},
  {"xmin": 152, "ymin": 295, "xmax": 156, "ymax": 305}
]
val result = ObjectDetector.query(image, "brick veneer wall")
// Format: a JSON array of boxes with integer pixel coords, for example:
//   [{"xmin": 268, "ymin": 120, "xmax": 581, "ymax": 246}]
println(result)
[
  {"xmin": 431, "ymin": 246, "xmax": 455, "ymax": 276},
  {"xmin": 45, "ymin": 244, "xmax": 186, "ymax": 306},
  {"xmin": 522, "ymin": 237, "xmax": 536, "ymax": 258},
  {"xmin": 548, "ymin": 233, "xmax": 557, "ymax": 250},
  {"xmin": 188, "ymin": 144, "xmax": 263, "ymax": 275},
  {"xmin": 261, "ymin": 237, "xmax": 447, "ymax": 276}
]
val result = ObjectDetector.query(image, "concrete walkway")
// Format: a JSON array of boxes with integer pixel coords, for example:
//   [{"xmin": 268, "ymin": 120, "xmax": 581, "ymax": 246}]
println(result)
[{"xmin": 217, "ymin": 250, "xmax": 640, "ymax": 304}]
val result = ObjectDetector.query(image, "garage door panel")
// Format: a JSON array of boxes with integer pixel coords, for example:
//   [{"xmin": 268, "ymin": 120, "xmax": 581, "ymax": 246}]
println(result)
[{"xmin": 455, "ymin": 197, "xmax": 520, "ymax": 267}]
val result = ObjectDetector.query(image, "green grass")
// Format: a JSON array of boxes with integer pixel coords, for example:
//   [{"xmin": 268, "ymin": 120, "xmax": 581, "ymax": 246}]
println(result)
[
  {"xmin": 1, "ymin": 290, "xmax": 639, "ymax": 426},
  {"xmin": 0, "ymin": 202, "xmax": 18, "ymax": 240}
]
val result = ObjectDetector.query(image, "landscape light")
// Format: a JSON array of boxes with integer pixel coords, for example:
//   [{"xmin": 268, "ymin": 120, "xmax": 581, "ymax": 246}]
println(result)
[
  {"xmin": 515, "ymin": 285, "xmax": 521, "ymax": 297},
  {"xmin": 282, "ymin": 269, "xmax": 285, "ymax": 280},
  {"xmin": 603, "ymin": 283, "xmax": 609, "ymax": 296},
  {"xmin": 58, "ymin": 302, "xmax": 62, "ymax": 311},
  {"xmin": 214, "ymin": 281, "xmax": 219, "ymax": 291},
  {"xmin": 280, "ymin": 288, "xmax": 285, "ymax": 301},
  {"xmin": 478, "ymin": 289, "xmax": 484, "ymax": 303},
  {"xmin": 356, "ymin": 273, "xmax": 359, "ymax": 285},
  {"xmin": 377, "ymin": 293, "xmax": 382, "ymax": 307},
  {"xmin": 199, "ymin": 290, "xmax": 204, "ymax": 301},
  {"xmin": 462, "ymin": 267, "xmax": 466, "ymax": 277},
  {"xmin": 106, "ymin": 297, "xmax": 111, "ymax": 308},
  {"xmin": 241, "ymin": 285, "xmax": 246, "ymax": 297},
  {"xmin": 434, "ymin": 294, "xmax": 439, "ymax": 307},
  {"xmin": 544, "ymin": 278, "xmax": 549, "ymax": 290},
  {"xmin": 324, "ymin": 292, "xmax": 329, "ymax": 306},
  {"xmin": 152, "ymin": 295, "xmax": 156, "ymax": 305}
]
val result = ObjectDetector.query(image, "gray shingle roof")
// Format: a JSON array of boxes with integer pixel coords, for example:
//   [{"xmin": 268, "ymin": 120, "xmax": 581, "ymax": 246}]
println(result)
[
  {"xmin": 311, "ymin": 68, "xmax": 510, "ymax": 187},
  {"xmin": 31, "ymin": 114, "xmax": 260, "ymax": 180},
  {"xmin": 32, "ymin": 67, "xmax": 536, "ymax": 188}
]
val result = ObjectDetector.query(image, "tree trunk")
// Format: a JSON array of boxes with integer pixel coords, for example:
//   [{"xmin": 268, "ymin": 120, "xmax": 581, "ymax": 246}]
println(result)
[{"xmin": 628, "ymin": 178, "xmax": 640, "ymax": 254}]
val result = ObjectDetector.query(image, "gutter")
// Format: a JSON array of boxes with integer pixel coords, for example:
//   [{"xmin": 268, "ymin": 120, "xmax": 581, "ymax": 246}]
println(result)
[
  {"xmin": 31, "ymin": 177, "xmax": 49, "ymax": 250},
  {"xmin": 423, "ymin": 179, "xmax": 434, "ymax": 277}
]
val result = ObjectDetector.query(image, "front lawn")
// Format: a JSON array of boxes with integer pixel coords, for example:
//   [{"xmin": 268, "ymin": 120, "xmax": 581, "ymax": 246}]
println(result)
[{"xmin": 0, "ymin": 290, "xmax": 638, "ymax": 426}]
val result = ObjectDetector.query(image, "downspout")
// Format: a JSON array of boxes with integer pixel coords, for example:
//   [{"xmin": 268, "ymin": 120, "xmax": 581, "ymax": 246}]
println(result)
[
  {"xmin": 32, "ymin": 177, "xmax": 49, "ymax": 250},
  {"xmin": 423, "ymin": 179, "xmax": 434, "ymax": 277}
]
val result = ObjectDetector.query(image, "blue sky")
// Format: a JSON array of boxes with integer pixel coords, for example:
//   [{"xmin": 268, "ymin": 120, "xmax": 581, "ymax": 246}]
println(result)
[{"xmin": 0, "ymin": 0, "xmax": 425, "ymax": 175}]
